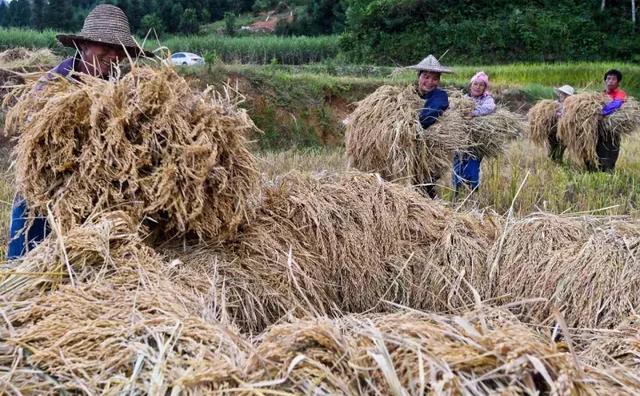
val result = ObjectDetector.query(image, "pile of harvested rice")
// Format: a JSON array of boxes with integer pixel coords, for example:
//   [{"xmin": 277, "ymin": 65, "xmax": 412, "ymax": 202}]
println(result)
[
  {"xmin": 431, "ymin": 96, "xmax": 523, "ymax": 159},
  {"xmin": 0, "ymin": 48, "xmax": 59, "ymax": 68},
  {"xmin": 527, "ymin": 99, "xmax": 558, "ymax": 147},
  {"xmin": 4, "ymin": 66, "xmax": 259, "ymax": 241},
  {"xmin": 0, "ymin": 211, "xmax": 163, "ymax": 302},
  {"xmin": 345, "ymin": 85, "xmax": 469, "ymax": 186},
  {"xmin": 490, "ymin": 213, "xmax": 640, "ymax": 328},
  {"xmin": 583, "ymin": 315, "xmax": 640, "ymax": 369},
  {"xmin": 1, "ymin": 284, "xmax": 247, "ymax": 394},
  {"xmin": 246, "ymin": 309, "xmax": 639, "ymax": 394},
  {"xmin": 164, "ymin": 171, "xmax": 500, "ymax": 333}
]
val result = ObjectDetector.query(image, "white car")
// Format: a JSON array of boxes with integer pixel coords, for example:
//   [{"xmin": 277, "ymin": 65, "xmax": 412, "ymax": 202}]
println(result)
[{"xmin": 169, "ymin": 52, "xmax": 204, "ymax": 66}]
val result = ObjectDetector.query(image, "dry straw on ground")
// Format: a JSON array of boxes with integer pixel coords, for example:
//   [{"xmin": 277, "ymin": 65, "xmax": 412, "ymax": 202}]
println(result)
[
  {"xmin": 1, "ymin": 283, "xmax": 248, "ymax": 394},
  {"xmin": 245, "ymin": 309, "xmax": 640, "ymax": 395},
  {"xmin": 4, "ymin": 66, "xmax": 259, "ymax": 241},
  {"xmin": 527, "ymin": 99, "xmax": 558, "ymax": 147},
  {"xmin": 0, "ymin": 48, "xmax": 59, "ymax": 68},
  {"xmin": 491, "ymin": 213, "xmax": 640, "ymax": 328},
  {"xmin": 345, "ymin": 85, "xmax": 469, "ymax": 186},
  {"xmin": 164, "ymin": 171, "xmax": 501, "ymax": 333}
]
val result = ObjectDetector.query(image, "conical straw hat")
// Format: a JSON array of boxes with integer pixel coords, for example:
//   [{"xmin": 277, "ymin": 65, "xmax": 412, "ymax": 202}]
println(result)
[{"xmin": 409, "ymin": 54, "xmax": 453, "ymax": 74}]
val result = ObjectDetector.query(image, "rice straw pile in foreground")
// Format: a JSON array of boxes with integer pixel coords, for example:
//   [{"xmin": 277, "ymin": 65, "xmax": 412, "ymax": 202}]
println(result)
[
  {"xmin": 345, "ymin": 85, "xmax": 469, "ymax": 186},
  {"xmin": 4, "ymin": 66, "xmax": 259, "ymax": 241},
  {"xmin": 527, "ymin": 99, "xmax": 558, "ymax": 148},
  {"xmin": 2, "ymin": 67, "xmax": 640, "ymax": 393},
  {"xmin": 164, "ymin": 171, "xmax": 501, "ymax": 333},
  {"xmin": 490, "ymin": 213, "xmax": 640, "ymax": 328}
]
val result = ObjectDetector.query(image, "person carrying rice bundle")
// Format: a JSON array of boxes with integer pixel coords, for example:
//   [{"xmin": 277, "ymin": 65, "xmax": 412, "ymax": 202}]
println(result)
[
  {"xmin": 452, "ymin": 71, "xmax": 496, "ymax": 195},
  {"xmin": 548, "ymin": 85, "xmax": 575, "ymax": 162},
  {"xmin": 592, "ymin": 69, "xmax": 627, "ymax": 172},
  {"xmin": 410, "ymin": 54, "xmax": 454, "ymax": 198},
  {"xmin": 6, "ymin": 4, "xmax": 150, "ymax": 259}
]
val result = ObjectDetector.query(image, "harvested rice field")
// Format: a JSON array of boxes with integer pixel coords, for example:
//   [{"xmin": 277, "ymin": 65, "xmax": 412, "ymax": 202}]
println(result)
[{"xmin": 0, "ymin": 57, "xmax": 639, "ymax": 395}]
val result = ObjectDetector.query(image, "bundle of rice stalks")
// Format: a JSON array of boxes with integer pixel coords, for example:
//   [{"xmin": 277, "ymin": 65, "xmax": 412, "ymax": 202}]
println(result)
[
  {"xmin": 0, "ymin": 283, "xmax": 248, "ymax": 394},
  {"xmin": 491, "ymin": 214, "xmax": 640, "ymax": 328},
  {"xmin": 0, "ymin": 211, "xmax": 163, "ymax": 302},
  {"xmin": 345, "ymin": 85, "xmax": 469, "ymax": 186},
  {"xmin": 245, "ymin": 318, "xmax": 357, "ymax": 394},
  {"xmin": 430, "ymin": 97, "xmax": 523, "ymax": 159},
  {"xmin": 557, "ymin": 93, "xmax": 606, "ymax": 166},
  {"xmin": 4, "ymin": 66, "xmax": 259, "ymax": 241},
  {"xmin": 601, "ymin": 98, "xmax": 640, "ymax": 137},
  {"xmin": 526, "ymin": 99, "xmax": 558, "ymax": 147},
  {"xmin": 410, "ymin": 210, "xmax": 501, "ymax": 311},
  {"xmin": 583, "ymin": 315, "xmax": 640, "ymax": 369},
  {"xmin": 245, "ymin": 309, "xmax": 639, "ymax": 395},
  {"xmin": 165, "ymin": 171, "xmax": 502, "ymax": 333},
  {"xmin": 0, "ymin": 48, "xmax": 30, "ymax": 63}
]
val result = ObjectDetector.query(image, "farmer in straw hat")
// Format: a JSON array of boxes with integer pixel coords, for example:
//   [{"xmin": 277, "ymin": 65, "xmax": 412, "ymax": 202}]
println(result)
[
  {"xmin": 548, "ymin": 84, "xmax": 575, "ymax": 163},
  {"xmin": 589, "ymin": 69, "xmax": 627, "ymax": 172},
  {"xmin": 7, "ymin": 4, "xmax": 149, "ymax": 259},
  {"xmin": 452, "ymin": 71, "xmax": 496, "ymax": 196},
  {"xmin": 410, "ymin": 54, "xmax": 453, "ymax": 198}
]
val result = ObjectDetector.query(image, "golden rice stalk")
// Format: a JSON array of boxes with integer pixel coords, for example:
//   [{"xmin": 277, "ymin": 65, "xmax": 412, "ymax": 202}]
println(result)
[
  {"xmin": 245, "ymin": 318, "xmax": 357, "ymax": 394},
  {"xmin": 1, "ymin": 283, "xmax": 247, "ymax": 394},
  {"xmin": 246, "ymin": 309, "xmax": 639, "ymax": 395},
  {"xmin": 345, "ymin": 85, "xmax": 469, "ymax": 186},
  {"xmin": 527, "ymin": 99, "xmax": 558, "ymax": 147},
  {"xmin": 583, "ymin": 315, "xmax": 640, "ymax": 369},
  {"xmin": 0, "ymin": 211, "xmax": 163, "ymax": 302},
  {"xmin": 431, "ymin": 97, "xmax": 523, "ymax": 159},
  {"xmin": 165, "ymin": 171, "xmax": 501, "ymax": 333},
  {"xmin": 557, "ymin": 93, "xmax": 606, "ymax": 167},
  {"xmin": 4, "ymin": 66, "xmax": 259, "ymax": 241},
  {"xmin": 491, "ymin": 214, "xmax": 640, "ymax": 328},
  {"xmin": 601, "ymin": 98, "xmax": 640, "ymax": 137}
]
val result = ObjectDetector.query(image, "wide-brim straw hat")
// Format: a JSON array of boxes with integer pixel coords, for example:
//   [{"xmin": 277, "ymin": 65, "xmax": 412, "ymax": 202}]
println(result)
[
  {"xmin": 409, "ymin": 55, "xmax": 453, "ymax": 74},
  {"xmin": 554, "ymin": 85, "xmax": 575, "ymax": 96},
  {"xmin": 57, "ymin": 4, "xmax": 152, "ymax": 57}
]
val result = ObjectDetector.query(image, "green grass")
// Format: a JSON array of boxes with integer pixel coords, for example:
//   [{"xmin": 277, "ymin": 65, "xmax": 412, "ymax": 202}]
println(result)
[
  {"xmin": 255, "ymin": 136, "xmax": 640, "ymax": 218},
  {"xmin": 156, "ymin": 34, "xmax": 340, "ymax": 65},
  {"xmin": 0, "ymin": 28, "xmax": 59, "ymax": 51}
]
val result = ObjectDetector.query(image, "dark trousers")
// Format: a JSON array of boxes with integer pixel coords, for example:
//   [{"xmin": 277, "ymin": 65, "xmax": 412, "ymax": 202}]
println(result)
[
  {"xmin": 586, "ymin": 133, "xmax": 621, "ymax": 172},
  {"xmin": 547, "ymin": 132, "xmax": 565, "ymax": 163}
]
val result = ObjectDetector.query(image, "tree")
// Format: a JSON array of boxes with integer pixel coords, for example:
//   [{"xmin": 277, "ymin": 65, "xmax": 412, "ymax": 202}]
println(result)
[
  {"xmin": 45, "ymin": 0, "xmax": 75, "ymax": 31},
  {"xmin": 223, "ymin": 11, "xmax": 235, "ymax": 36},
  {"xmin": 140, "ymin": 12, "xmax": 164, "ymax": 35},
  {"xmin": 179, "ymin": 7, "xmax": 198, "ymax": 34},
  {"xmin": 9, "ymin": 0, "xmax": 32, "ymax": 27},
  {"xmin": 31, "ymin": 0, "xmax": 47, "ymax": 30},
  {"xmin": 0, "ymin": 1, "xmax": 8, "ymax": 27}
]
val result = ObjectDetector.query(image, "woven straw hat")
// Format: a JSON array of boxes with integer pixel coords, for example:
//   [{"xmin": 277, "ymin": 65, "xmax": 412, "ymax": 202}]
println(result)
[
  {"xmin": 409, "ymin": 55, "xmax": 453, "ymax": 74},
  {"xmin": 554, "ymin": 85, "xmax": 575, "ymax": 96},
  {"xmin": 57, "ymin": 5, "xmax": 151, "ymax": 57}
]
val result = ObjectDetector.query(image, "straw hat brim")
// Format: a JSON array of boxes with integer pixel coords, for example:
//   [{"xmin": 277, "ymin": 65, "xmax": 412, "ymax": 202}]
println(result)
[
  {"xmin": 554, "ymin": 87, "xmax": 574, "ymax": 96},
  {"xmin": 408, "ymin": 64, "xmax": 454, "ymax": 74},
  {"xmin": 57, "ymin": 34, "xmax": 153, "ymax": 58}
]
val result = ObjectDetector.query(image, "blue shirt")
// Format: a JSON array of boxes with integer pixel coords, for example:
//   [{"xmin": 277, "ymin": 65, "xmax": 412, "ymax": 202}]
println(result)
[{"xmin": 419, "ymin": 88, "xmax": 449, "ymax": 129}]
